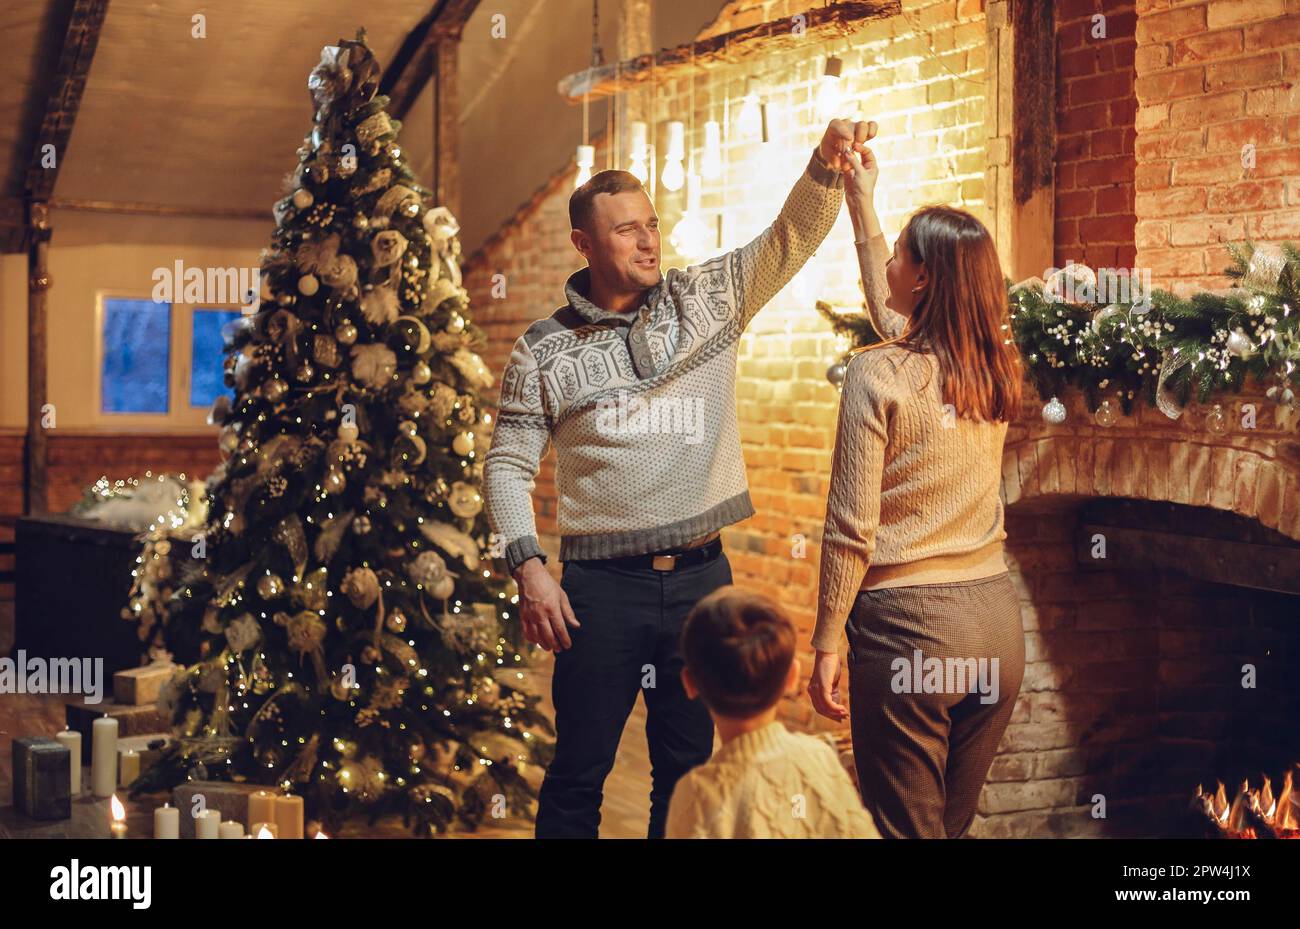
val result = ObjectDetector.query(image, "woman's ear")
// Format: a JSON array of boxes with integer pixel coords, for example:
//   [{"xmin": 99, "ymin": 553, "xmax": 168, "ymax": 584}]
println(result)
[
  {"xmin": 912, "ymin": 262, "xmax": 930, "ymax": 296},
  {"xmin": 681, "ymin": 666, "xmax": 697, "ymax": 700}
]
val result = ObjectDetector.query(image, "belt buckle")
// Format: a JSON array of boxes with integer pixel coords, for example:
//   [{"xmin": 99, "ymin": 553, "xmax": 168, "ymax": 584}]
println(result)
[{"xmin": 652, "ymin": 554, "xmax": 678, "ymax": 572}]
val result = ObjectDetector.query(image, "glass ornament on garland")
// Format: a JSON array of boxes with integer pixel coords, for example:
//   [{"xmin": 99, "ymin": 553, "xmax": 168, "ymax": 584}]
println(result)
[{"xmin": 122, "ymin": 31, "xmax": 551, "ymax": 837}]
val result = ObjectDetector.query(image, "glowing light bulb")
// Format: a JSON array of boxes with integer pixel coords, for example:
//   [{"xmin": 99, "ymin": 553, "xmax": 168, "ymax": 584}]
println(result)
[
  {"xmin": 628, "ymin": 121, "xmax": 649, "ymax": 183},
  {"xmin": 738, "ymin": 77, "xmax": 762, "ymax": 139},
  {"xmin": 816, "ymin": 56, "xmax": 845, "ymax": 122},
  {"xmin": 661, "ymin": 121, "xmax": 685, "ymax": 192},
  {"xmin": 574, "ymin": 144, "xmax": 595, "ymax": 188},
  {"xmin": 670, "ymin": 172, "xmax": 709, "ymax": 260},
  {"xmin": 700, "ymin": 120, "xmax": 722, "ymax": 179}
]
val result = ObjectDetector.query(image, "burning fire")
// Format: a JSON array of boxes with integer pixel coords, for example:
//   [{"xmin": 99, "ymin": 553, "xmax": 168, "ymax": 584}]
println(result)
[
  {"xmin": 110, "ymin": 794, "xmax": 126, "ymax": 822},
  {"xmin": 1193, "ymin": 767, "xmax": 1300, "ymax": 838},
  {"xmin": 256, "ymin": 824, "xmax": 275, "ymax": 839}
]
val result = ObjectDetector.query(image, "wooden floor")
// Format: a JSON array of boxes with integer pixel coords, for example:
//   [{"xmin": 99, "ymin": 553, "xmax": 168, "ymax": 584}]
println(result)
[{"xmin": 0, "ymin": 634, "xmax": 698, "ymax": 838}]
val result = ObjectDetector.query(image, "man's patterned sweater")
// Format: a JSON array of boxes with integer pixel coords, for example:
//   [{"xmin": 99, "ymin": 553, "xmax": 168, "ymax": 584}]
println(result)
[{"xmin": 483, "ymin": 149, "xmax": 846, "ymax": 573}]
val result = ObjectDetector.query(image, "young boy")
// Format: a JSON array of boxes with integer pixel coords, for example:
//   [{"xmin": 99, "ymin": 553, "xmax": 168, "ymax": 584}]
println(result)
[{"xmin": 665, "ymin": 585, "xmax": 881, "ymax": 839}]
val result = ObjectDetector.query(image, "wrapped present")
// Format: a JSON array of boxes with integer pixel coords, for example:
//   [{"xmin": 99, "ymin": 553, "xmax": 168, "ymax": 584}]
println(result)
[
  {"xmin": 113, "ymin": 662, "xmax": 177, "ymax": 706},
  {"xmin": 13, "ymin": 737, "xmax": 72, "ymax": 821}
]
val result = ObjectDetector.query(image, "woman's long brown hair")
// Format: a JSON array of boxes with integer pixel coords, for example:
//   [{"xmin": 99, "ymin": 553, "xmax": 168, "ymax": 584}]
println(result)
[{"xmin": 861, "ymin": 206, "xmax": 1023, "ymax": 423}]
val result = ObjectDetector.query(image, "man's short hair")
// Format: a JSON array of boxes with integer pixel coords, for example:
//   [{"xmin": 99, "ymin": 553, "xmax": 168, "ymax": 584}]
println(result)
[
  {"xmin": 680, "ymin": 585, "xmax": 796, "ymax": 719},
  {"xmin": 568, "ymin": 169, "xmax": 645, "ymax": 233}
]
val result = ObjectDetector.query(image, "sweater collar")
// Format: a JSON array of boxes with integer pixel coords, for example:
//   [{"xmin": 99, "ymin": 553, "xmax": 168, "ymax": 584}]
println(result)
[
  {"xmin": 565, "ymin": 266, "xmax": 656, "ymax": 326},
  {"xmin": 712, "ymin": 719, "xmax": 790, "ymax": 763}
]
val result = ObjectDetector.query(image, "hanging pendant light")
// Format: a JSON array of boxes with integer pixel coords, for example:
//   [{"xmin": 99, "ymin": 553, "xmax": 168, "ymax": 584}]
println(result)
[
  {"xmin": 628, "ymin": 120, "xmax": 649, "ymax": 183},
  {"xmin": 671, "ymin": 171, "xmax": 709, "ymax": 259},
  {"xmin": 661, "ymin": 120, "xmax": 685, "ymax": 192},
  {"xmin": 738, "ymin": 77, "xmax": 762, "ymax": 139},
  {"xmin": 700, "ymin": 119, "xmax": 722, "ymax": 179},
  {"xmin": 574, "ymin": 144, "xmax": 595, "ymax": 188},
  {"xmin": 816, "ymin": 55, "xmax": 845, "ymax": 122}
]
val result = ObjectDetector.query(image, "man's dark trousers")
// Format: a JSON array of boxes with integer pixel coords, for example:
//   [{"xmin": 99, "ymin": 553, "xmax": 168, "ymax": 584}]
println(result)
[{"xmin": 534, "ymin": 543, "xmax": 732, "ymax": 839}]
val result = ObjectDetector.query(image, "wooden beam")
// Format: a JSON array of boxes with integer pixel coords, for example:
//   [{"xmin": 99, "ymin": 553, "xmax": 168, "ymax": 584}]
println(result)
[
  {"xmin": 557, "ymin": 0, "xmax": 901, "ymax": 103},
  {"xmin": 24, "ymin": 0, "xmax": 109, "ymax": 203},
  {"xmin": 432, "ymin": 35, "xmax": 460, "ymax": 216},
  {"xmin": 49, "ymin": 197, "xmax": 267, "ymax": 221},
  {"xmin": 379, "ymin": 0, "xmax": 481, "ymax": 120},
  {"xmin": 985, "ymin": 0, "xmax": 1055, "ymax": 282},
  {"xmin": 22, "ymin": 0, "xmax": 109, "ymax": 517}
]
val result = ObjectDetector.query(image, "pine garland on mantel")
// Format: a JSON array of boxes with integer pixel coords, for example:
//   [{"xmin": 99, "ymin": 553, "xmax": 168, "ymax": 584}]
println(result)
[{"xmin": 820, "ymin": 241, "xmax": 1300, "ymax": 428}]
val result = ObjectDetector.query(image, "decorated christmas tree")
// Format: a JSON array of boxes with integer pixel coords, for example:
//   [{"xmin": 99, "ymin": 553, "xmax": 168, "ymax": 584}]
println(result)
[{"xmin": 132, "ymin": 31, "xmax": 551, "ymax": 835}]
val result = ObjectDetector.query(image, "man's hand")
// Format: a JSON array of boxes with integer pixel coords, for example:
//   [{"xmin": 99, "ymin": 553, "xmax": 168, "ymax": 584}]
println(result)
[
  {"xmin": 513, "ymin": 557, "xmax": 580, "ymax": 652},
  {"xmin": 817, "ymin": 118, "xmax": 878, "ymax": 174},
  {"xmin": 807, "ymin": 648, "xmax": 849, "ymax": 722}
]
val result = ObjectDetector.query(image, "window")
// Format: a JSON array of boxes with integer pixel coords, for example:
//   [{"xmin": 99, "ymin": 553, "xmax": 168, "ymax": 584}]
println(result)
[
  {"xmin": 101, "ymin": 299, "xmax": 171, "ymax": 413},
  {"xmin": 98, "ymin": 296, "xmax": 241, "ymax": 428},
  {"xmin": 190, "ymin": 308, "xmax": 241, "ymax": 408}
]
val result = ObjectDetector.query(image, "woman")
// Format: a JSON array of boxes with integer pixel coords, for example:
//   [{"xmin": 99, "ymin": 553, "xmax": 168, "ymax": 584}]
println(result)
[{"xmin": 807, "ymin": 143, "xmax": 1025, "ymax": 839}]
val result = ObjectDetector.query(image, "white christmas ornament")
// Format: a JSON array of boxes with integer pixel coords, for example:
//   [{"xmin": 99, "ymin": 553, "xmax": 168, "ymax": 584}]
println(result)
[{"xmin": 1041, "ymin": 397, "xmax": 1067, "ymax": 424}]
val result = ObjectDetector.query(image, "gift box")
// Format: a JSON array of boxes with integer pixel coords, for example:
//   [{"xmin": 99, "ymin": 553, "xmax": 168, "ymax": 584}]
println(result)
[{"xmin": 13, "ymin": 737, "xmax": 72, "ymax": 821}]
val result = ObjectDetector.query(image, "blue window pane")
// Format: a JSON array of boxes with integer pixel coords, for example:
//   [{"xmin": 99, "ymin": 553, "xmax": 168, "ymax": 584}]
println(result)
[
  {"xmin": 102, "ymin": 298, "xmax": 170, "ymax": 413},
  {"xmin": 191, "ymin": 309, "xmax": 241, "ymax": 407}
]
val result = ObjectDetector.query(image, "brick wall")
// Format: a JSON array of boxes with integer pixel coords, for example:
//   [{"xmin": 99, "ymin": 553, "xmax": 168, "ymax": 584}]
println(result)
[
  {"xmin": 1133, "ymin": 0, "xmax": 1300, "ymax": 294},
  {"xmin": 466, "ymin": 0, "xmax": 990, "ymax": 732},
  {"xmin": 1056, "ymin": 0, "xmax": 1139, "ymax": 270}
]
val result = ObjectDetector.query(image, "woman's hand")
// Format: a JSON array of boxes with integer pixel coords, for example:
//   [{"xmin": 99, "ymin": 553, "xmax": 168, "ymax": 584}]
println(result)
[
  {"xmin": 808, "ymin": 649, "xmax": 850, "ymax": 722},
  {"xmin": 844, "ymin": 146, "xmax": 879, "ymax": 213},
  {"xmin": 844, "ymin": 146, "xmax": 882, "ymax": 242}
]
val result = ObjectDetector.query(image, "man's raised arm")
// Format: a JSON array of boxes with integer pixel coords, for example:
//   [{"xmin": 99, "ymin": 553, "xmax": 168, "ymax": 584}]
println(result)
[{"xmin": 727, "ymin": 119, "xmax": 877, "ymax": 330}]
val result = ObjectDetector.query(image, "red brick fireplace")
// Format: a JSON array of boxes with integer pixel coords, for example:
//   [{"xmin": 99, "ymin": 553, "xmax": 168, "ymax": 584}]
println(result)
[{"xmin": 975, "ymin": 388, "xmax": 1300, "ymax": 837}]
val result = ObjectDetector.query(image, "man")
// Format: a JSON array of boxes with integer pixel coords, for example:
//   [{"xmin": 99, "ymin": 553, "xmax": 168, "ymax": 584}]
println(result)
[{"xmin": 484, "ymin": 118, "xmax": 876, "ymax": 839}]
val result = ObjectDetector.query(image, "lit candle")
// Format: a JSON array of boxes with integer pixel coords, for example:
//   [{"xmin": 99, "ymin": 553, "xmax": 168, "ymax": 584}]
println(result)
[
  {"xmin": 91, "ymin": 716, "xmax": 119, "ymax": 798},
  {"xmin": 109, "ymin": 794, "xmax": 127, "ymax": 839},
  {"xmin": 154, "ymin": 803, "xmax": 180, "ymax": 839},
  {"xmin": 196, "ymin": 808, "xmax": 221, "ymax": 839},
  {"xmin": 251, "ymin": 822, "xmax": 279, "ymax": 838},
  {"xmin": 274, "ymin": 794, "xmax": 304, "ymax": 839},
  {"xmin": 55, "ymin": 728, "xmax": 81, "ymax": 796},
  {"xmin": 218, "ymin": 821, "xmax": 245, "ymax": 839},
  {"xmin": 118, "ymin": 749, "xmax": 140, "ymax": 788},
  {"xmin": 248, "ymin": 789, "xmax": 277, "ymax": 827}
]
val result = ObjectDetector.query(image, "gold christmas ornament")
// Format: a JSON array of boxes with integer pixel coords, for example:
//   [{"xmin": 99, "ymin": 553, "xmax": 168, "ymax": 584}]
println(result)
[
  {"xmin": 451, "ymin": 432, "xmax": 473, "ymax": 457},
  {"xmin": 394, "ymin": 315, "xmax": 431, "ymax": 354},
  {"xmin": 263, "ymin": 377, "xmax": 289, "ymax": 403},
  {"xmin": 292, "ymin": 188, "xmax": 314, "ymax": 209},
  {"xmin": 323, "ymin": 465, "xmax": 347, "ymax": 495},
  {"xmin": 256, "ymin": 573, "xmax": 285, "ymax": 600},
  {"xmin": 412, "ymin": 361, "xmax": 432, "ymax": 384},
  {"xmin": 338, "ymin": 420, "xmax": 360, "ymax": 443},
  {"xmin": 447, "ymin": 481, "xmax": 483, "ymax": 518},
  {"xmin": 341, "ymin": 566, "xmax": 380, "ymax": 609},
  {"xmin": 298, "ymin": 274, "xmax": 320, "ymax": 296},
  {"xmin": 335, "ymin": 322, "xmax": 358, "ymax": 345}
]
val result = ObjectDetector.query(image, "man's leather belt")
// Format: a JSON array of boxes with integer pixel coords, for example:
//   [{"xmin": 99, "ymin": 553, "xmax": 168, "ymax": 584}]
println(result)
[{"xmin": 571, "ymin": 537, "xmax": 724, "ymax": 572}]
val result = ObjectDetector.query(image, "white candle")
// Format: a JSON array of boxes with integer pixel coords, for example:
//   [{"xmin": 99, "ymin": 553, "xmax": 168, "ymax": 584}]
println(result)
[
  {"xmin": 195, "ymin": 809, "xmax": 221, "ymax": 839},
  {"xmin": 218, "ymin": 821, "xmax": 245, "ymax": 839},
  {"xmin": 118, "ymin": 749, "xmax": 140, "ymax": 787},
  {"xmin": 91, "ymin": 716, "xmax": 119, "ymax": 799},
  {"xmin": 55, "ymin": 729, "xmax": 81, "ymax": 796},
  {"xmin": 154, "ymin": 803, "xmax": 180, "ymax": 839}
]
